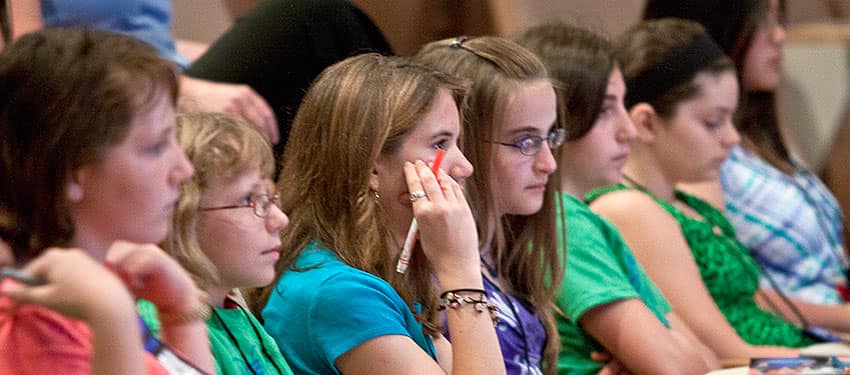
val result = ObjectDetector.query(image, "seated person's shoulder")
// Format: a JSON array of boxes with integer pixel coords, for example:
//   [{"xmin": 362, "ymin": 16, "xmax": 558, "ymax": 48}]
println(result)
[
  {"xmin": 591, "ymin": 189, "xmax": 662, "ymax": 215},
  {"xmin": 281, "ymin": 253, "xmax": 405, "ymax": 314},
  {"xmin": 307, "ymin": 251, "xmax": 392, "ymax": 288},
  {"xmin": 589, "ymin": 190, "xmax": 680, "ymax": 232}
]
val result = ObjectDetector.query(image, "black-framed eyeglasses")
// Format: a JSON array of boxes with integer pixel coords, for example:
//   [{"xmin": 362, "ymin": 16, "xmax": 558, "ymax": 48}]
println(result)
[
  {"xmin": 485, "ymin": 128, "xmax": 566, "ymax": 156},
  {"xmin": 200, "ymin": 192, "xmax": 282, "ymax": 218}
]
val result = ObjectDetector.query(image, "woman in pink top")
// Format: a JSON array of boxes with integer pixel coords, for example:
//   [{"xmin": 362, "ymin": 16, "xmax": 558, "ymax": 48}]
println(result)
[{"xmin": 0, "ymin": 28, "xmax": 212, "ymax": 375}]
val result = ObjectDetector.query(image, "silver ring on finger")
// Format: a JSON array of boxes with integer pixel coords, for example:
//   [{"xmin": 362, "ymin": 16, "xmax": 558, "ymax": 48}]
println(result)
[{"xmin": 409, "ymin": 190, "xmax": 427, "ymax": 202}]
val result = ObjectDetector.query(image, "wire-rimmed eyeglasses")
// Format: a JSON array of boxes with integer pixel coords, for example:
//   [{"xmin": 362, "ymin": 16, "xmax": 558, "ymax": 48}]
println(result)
[
  {"xmin": 200, "ymin": 192, "xmax": 282, "ymax": 218},
  {"xmin": 485, "ymin": 128, "xmax": 567, "ymax": 156}
]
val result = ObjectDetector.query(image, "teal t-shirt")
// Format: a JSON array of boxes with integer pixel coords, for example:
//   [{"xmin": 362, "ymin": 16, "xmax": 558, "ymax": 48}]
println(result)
[
  {"xmin": 556, "ymin": 193, "xmax": 672, "ymax": 375},
  {"xmin": 137, "ymin": 299, "xmax": 294, "ymax": 375},
  {"xmin": 261, "ymin": 241, "xmax": 436, "ymax": 375}
]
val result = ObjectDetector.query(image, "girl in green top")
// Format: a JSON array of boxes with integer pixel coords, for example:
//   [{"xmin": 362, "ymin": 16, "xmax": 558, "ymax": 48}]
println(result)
[
  {"xmin": 588, "ymin": 18, "xmax": 850, "ymax": 363},
  {"xmin": 517, "ymin": 22, "xmax": 718, "ymax": 374},
  {"xmin": 146, "ymin": 112, "xmax": 294, "ymax": 374}
]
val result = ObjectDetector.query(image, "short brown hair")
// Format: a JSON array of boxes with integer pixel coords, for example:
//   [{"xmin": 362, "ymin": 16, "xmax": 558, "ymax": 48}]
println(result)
[
  {"xmin": 0, "ymin": 28, "xmax": 179, "ymax": 260},
  {"xmin": 615, "ymin": 18, "xmax": 734, "ymax": 118}
]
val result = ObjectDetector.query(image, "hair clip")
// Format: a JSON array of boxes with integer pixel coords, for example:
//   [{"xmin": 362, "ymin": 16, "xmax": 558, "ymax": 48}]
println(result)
[{"xmin": 449, "ymin": 36, "xmax": 471, "ymax": 49}]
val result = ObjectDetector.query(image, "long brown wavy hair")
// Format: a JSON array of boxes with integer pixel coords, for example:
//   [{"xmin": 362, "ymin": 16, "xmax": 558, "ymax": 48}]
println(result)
[{"xmin": 249, "ymin": 53, "xmax": 469, "ymax": 336}]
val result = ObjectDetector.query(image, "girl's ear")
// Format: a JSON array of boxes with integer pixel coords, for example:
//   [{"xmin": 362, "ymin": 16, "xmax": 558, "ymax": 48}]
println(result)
[
  {"xmin": 629, "ymin": 103, "xmax": 659, "ymax": 142},
  {"xmin": 369, "ymin": 157, "xmax": 388, "ymax": 193},
  {"xmin": 368, "ymin": 166, "xmax": 380, "ymax": 192}
]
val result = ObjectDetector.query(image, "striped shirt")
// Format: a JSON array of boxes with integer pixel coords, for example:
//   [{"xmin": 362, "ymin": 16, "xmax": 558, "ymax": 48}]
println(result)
[{"xmin": 721, "ymin": 145, "xmax": 848, "ymax": 304}]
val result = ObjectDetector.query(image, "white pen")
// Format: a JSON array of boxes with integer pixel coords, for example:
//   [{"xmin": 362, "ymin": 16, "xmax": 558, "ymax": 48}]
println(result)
[{"xmin": 396, "ymin": 219, "xmax": 418, "ymax": 273}]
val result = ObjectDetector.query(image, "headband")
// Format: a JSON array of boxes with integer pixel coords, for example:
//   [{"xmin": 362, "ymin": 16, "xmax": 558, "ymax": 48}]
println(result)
[{"xmin": 624, "ymin": 33, "xmax": 726, "ymax": 108}]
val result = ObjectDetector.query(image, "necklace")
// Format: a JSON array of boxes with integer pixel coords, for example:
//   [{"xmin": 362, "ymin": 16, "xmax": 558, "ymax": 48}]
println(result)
[
  {"xmin": 620, "ymin": 173, "xmax": 723, "ymax": 236},
  {"xmin": 620, "ymin": 174, "xmax": 666, "ymax": 201}
]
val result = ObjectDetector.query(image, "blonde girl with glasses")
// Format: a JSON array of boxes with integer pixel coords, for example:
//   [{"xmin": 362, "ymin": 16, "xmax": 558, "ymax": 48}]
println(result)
[
  {"xmin": 137, "ymin": 112, "xmax": 293, "ymax": 374},
  {"xmin": 415, "ymin": 36, "xmax": 565, "ymax": 375}
]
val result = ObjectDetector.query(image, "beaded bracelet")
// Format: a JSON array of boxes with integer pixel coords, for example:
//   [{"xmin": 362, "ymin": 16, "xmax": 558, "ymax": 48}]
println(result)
[{"xmin": 438, "ymin": 288, "xmax": 499, "ymax": 325}]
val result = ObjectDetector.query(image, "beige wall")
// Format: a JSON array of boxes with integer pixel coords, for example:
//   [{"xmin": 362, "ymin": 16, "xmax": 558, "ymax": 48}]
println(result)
[
  {"xmin": 171, "ymin": 0, "xmax": 850, "ymax": 169},
  {"xmin": 172, "ymin": 0, "xmax": 232, "ymax": 44},
  {"xmin": 490, "ymin": 0, "xmax": 644, "ymax": 38},
  {"xmin": 172, "ymin": 0, "xmax": 850, "ymax": 44}
]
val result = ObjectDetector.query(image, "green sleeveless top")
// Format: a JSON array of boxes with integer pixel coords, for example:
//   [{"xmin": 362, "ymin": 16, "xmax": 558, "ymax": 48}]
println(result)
[{"xmin": 586, "ymin": 184, "xmax": 814, "ymax": 347}]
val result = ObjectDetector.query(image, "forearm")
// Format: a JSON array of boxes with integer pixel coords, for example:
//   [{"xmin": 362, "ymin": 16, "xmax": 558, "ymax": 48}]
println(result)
[
  {"xmin": 660, "ymin": 331, "xmax": 716, "ymax": 373},
  {"xmin": 439, "ymin": 272, "xmax": 505, "ymax": 375},
  {"xmin": 692, "ymin": 321, "xmax": 798, "ymax": 360},
  {"xmin": 591, "ymin": 331, "xmax": 712, "ymax": 375},
  {"xmin": 666, "ymin": 313, "xmax": 719, "ymax": 371},
  {"xmin": 695, "ymin": 336, "xmax": 721, "ymax": 370},
  {"xmin": 585, "ymin": 303, "xmax": 712, "ymax": 374},
  {"xmin": 444, "ymin": 305, "xmax": 504, "ymax": 375},
  {"xmin": 612, "ymin": 342, "xmax": 711, "ymax": 374},
  {"xmin": 743, "ymin": 345, "xmax": 800, "ymax": 359},
  {"xmin": 88, "ymin": 298, "xmax": 146, "ymax": 375},
  {"xmin": 757, "ymin": 290, "xmax": 850, "ymax": 332},
  {"xmin": 795, "ymin": 302, "xmax": 850, "ymax": 332},
  {"xmin": 159, "ymin": 317, "xmax": 214, "ymax": 374}
]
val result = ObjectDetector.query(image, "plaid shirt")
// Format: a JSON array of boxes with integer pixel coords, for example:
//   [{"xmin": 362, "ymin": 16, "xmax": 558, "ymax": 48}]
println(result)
[{"xmin": 721, "ymin": 145, "xmax": 848, "ymax": 304}]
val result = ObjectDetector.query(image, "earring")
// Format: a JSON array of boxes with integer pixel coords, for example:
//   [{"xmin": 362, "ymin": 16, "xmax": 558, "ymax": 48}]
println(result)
[
  {"xmin": 372, "ymin": 190, "xmax": 381, "ymax": 201},
  {"xmin": 66, "ymin": 183, "xmax": 83, "ymax": 202}
]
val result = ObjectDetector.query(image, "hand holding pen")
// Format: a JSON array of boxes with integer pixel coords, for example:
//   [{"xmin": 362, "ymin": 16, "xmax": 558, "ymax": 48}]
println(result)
[
  {"xmin": 398, "ymin": 149, "xmax": 482, "ymax": 290},
  {"xmin": 400, "ymin": 157, "xmax": 481, "ymax": 290},
  {"xmin": 397, "ymin": 149, "xmax": 445, "ymax": 273}
]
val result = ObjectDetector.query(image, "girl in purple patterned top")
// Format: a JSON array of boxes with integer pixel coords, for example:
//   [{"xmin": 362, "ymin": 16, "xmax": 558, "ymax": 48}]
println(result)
[{"xmin": 416, "ymin": 36, "xmax": 565, "ymax": 375}]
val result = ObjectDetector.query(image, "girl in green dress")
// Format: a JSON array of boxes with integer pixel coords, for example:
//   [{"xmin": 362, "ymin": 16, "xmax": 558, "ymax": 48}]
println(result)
[{"xmin": 588, "ymin": 18, "xmax": 816, "ymax": 362}]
